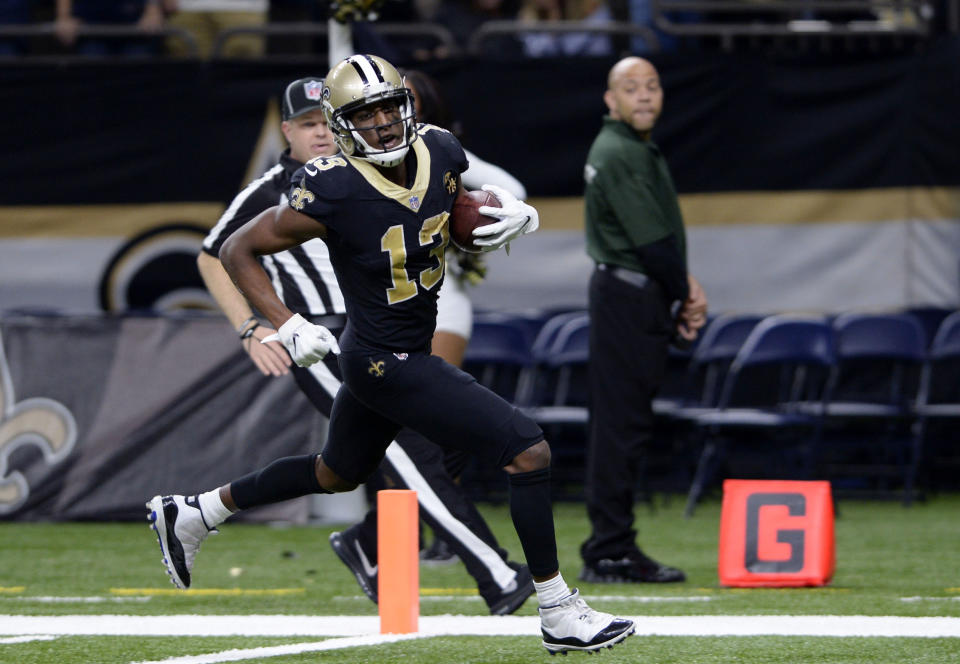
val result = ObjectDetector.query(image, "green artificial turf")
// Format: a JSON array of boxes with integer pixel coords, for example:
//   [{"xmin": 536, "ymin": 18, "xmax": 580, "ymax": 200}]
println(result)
[{"xmin": 1, "ymin": 495, "xmax": 958, "ymax": 663}]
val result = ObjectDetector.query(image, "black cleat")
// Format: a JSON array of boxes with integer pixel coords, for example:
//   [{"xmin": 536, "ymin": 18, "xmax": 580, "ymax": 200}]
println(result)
[
  {"xmin": 580, "ymin": 549, "xmax": 685, "ymax": 584},
  {"xmin": 329, "ymin": 530, "xmax": 378, "ymax": 604},
  {"xmin": 419, "ymin": 536, "xmax": 459, "ymax": 566},
  {"xmin": 488, "ymin": 564, "xmax": 535, "ymax": 616}
]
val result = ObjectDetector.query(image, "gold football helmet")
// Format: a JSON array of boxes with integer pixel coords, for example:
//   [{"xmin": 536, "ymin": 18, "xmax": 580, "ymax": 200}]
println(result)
[{"xmin": 322, "ymin": 54, "xmax": 417, "ymax": 168}]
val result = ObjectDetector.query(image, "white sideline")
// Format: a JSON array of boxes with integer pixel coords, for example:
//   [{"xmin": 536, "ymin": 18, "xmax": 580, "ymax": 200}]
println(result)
[
  {"xmin": 127, "ymin": 634, "xmax": 421, "ymax": 664},
  {"xmin": 337, "ymin": 594, "xmax": 715, "ymax": 603},
  {"xmin": 3, "ymin": 614, "xmax": 960, "ymax": 638},
  {"xmin": 0, "ymin": 635, "xmax": 58, "ymax": 644}
]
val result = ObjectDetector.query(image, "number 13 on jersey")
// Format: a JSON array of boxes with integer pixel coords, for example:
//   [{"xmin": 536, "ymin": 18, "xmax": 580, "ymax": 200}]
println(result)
[{"xmin": 381, "ymin": 213, "xmax": 450, "ymax": 304}]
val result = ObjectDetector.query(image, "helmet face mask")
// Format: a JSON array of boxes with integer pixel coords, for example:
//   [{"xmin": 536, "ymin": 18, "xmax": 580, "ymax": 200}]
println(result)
[{"xmin": 322, "ymin": 54, "xmax": 418, "ymax": 168}]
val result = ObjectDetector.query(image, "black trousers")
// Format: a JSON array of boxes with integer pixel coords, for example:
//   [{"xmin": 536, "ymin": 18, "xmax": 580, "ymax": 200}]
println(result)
[
  {"xmin": 290, "ymin": 325, "xmax": 527, "ymax": 607},
  {"xmin": 343, "ymin": 429, "xmax": 517, "ymax": 606},
  {"xmin": 580, "ymin": 266, "xmax": 673, "ymax": 563}
]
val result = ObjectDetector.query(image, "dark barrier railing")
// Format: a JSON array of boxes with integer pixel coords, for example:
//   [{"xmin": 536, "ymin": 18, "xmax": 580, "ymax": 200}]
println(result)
[
  {"xmin": 466, "ymin": 19, "xmax": 661, "ymax": 54},
  {"xmin": 209, "ymin": 21, "xmax": 459, "ymax": 59},
  {"xmin": 0, "ymin": 23, "xmax": 198, "ymax": 58},
  {"xmin": 652, "ymin": 0, "xmax": 933, "ymax": 50}
]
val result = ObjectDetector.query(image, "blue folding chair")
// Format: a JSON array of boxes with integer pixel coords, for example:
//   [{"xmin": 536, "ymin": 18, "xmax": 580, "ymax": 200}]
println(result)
[
  {"xmin": 904, "ymin": 306, "xmax": 954, "ymax": 350},
  {"xmin": 513, "ymin": 314, "xmax": 592, "ymax": 499},
  {"xmin": 524, "ymin": 314, "xmax": 590, "ymax": 425},
  {"xmin": 656, "ymin": 313, "xmax": 764, "ymax": 419},
  {"xmin": 462, "ymin": 318, "xmax": 534, "ymax": 402},
  {"xmin": 683, "ymin": 315, "xmax": 836, "ymax": 517},
  {"xmin": 825, "ymin": 312, "xmax": 926, "ymax": 416},
  {"xmin": 813, "ymin": 312, "xmax": 927, "ymax": 503},
  {"xmin": 515, "ymin": 310, "xmax": 587, "ymax": 409},
  {"xmin": 912, "ymin": 311, "xmax": 960, "ymax": 496}
]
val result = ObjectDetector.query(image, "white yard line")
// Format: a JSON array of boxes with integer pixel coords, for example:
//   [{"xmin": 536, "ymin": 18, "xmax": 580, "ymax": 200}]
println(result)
[
  {"xmin": 2, "ymin": 614, "xmax": 960, "ymax": 638},
  {"xmin": 127, "ymin": 634, "xmax": 421, "ymax": 664},
  {"xmin": 4, "ymin": 614, "xmax": 960, "ymax": 664},
  {"xmin": 4, "ymin": 596, "xmax": 152, "ymax": 603},
  {"xmin": 337, "ymin": 594, "xmax": 714, "ymax": 603},
  {"xmin": 582, "ymin": 595, "xmax": 714, "ymax": 603},
  {"xmin": 0, "ymin": 635, "xmax": 58, "ymax": 644}
]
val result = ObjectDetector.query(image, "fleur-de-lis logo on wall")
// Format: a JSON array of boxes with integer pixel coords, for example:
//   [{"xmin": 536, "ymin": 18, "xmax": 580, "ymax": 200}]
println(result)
[{"xmin": 0, "ymin": 330, "xmax": 77, "ymax": 514}]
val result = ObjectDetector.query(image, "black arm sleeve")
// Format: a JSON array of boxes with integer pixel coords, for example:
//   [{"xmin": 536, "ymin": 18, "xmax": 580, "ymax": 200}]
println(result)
[{"xmin": 634, "ymin": 234, "xmax": 689, "ymax": 303}]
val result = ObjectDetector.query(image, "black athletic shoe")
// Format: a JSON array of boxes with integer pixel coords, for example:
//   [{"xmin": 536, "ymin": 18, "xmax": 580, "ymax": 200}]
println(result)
[
  {"xmin": 579, "ymin": 549, "xmax": 686, "ymax": 583},
  {"xmin": 487, "ymin": 564, "xmax": 535, "ymax": 616},
  {"xmin": 329, "ymin": 530, "xmax": 378, "ymax": 603},
  {"xmin": 419, "ymin": 536, "xmax": 459, "ymax": 565}
]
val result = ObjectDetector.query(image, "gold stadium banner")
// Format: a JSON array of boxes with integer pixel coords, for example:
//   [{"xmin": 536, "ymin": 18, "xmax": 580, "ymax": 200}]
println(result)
[
  {"xmin": 0, "ymin": 204, "xmax": 225, "ymax": 238},
  {"xmin": 527, "ymin": 187, "xmax": 960, "ymax": 231},
  {"xmin": 2, "ymin": 187, "xmax": 958, "ymax": 237}
]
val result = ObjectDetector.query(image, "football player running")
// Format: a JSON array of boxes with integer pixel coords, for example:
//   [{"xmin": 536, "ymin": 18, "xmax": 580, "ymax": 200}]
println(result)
[{"xmin": 148, "ymin": 54, "xmax": 634, "ymax": 654}]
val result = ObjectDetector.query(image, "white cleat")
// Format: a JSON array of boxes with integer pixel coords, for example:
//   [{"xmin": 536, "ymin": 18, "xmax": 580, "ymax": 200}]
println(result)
[
  {"xmin": 146, "ymin": 494, "xmax": 216, "ymax": 589},
  {"xmin": 539, "ymin": 589, "xmax": 635, "ymax": 654}
]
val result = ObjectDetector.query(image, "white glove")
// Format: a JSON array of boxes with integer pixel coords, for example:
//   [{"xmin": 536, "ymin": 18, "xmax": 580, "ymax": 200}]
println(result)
[
  {"xmin": 472, "ymin": 183, "xmax": 540, "ymax": 252},
  {"xmin": 274, "ymin": 313, "xmax": 340, "ymax": 367}
]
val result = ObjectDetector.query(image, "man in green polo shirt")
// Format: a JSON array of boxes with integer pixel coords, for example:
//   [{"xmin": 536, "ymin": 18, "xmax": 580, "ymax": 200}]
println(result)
[{"xmin": 580, "ymin": 56, "xmax": 708, "ymax": 584}]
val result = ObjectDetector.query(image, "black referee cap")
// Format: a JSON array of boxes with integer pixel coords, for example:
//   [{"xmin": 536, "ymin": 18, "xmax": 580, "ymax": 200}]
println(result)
[{"xmin": 282, "ymin": 77, "xmax": 326, "ymax": 121}]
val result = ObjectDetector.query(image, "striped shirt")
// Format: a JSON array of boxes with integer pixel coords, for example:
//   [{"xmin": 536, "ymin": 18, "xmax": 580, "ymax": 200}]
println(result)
[{"xmin": 202, "ymin": 150, "xmax": 345, "ymax": 316}]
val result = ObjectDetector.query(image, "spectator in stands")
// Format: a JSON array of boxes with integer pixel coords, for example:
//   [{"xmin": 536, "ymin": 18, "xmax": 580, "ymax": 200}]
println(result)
[
  {"xmin": 517, "ymin": 0, "xmax": 613, "ymax": 57},
  {"xmin": 433, "ymin": 0, "xmax": 522, "ymax": 57},
  {"xmin": 0, "ymin": 0, "xmax": 32, "ymax": 55},
  {"xmin": 580, "ymin": 56, "xmax": 707, "ymax": 584},
  {"xmin": 625, "ymin": 0, "xmax": 696, "ymax": 52},
  {"xmin": 264, "ymin": 0, "xmax": 321, "ymax": 54},
  {"xmin": 55, "ymin": 0, "xmax": 168, "ymax": 55},
  {"xmin": 164, "ymin": 0, "xmax": 267, "ymax": 58},
  {"xmin": 266, "ymin": 0, "xmax": 404, "ymax": 61}
]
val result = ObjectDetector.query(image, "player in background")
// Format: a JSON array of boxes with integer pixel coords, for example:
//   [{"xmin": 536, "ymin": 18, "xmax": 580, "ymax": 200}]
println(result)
[
  {"xmin": 194, "ymin": 75, "xmax": 534, "ymax": 616},
  {"xmin": 148, "ymin": 54, "xmax": 634, "ymax": 653}
]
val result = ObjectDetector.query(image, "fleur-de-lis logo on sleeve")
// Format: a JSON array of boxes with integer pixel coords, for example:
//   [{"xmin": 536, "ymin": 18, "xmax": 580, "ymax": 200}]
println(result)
[
  {"xmin": 0, "ymin": 330, "xmax": 77, "ymax": 514},
  {"xmin": 291, "ymin": 184, "xmax": 316, "ymax": 211}
]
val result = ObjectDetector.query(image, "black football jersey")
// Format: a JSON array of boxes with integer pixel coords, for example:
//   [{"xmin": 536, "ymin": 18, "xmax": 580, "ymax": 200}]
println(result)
[{"xmin": 288, "ymin": 124, "xmax": 468, "ymax": 351}]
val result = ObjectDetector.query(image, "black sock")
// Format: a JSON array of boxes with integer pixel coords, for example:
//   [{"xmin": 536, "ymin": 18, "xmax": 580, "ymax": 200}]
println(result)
[
  {"xmin": 230, "ymin": 454, "xmax": 329, "ymax": 510},
  {"xmin": 508, "ymin": 467, "xmax": 559, "ymax": 577}
]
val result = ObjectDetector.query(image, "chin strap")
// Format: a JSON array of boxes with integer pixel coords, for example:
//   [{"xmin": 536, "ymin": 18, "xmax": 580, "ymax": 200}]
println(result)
[{"xmin": 363, "ymin": 148, "xmax": 409, "ymax": 167}]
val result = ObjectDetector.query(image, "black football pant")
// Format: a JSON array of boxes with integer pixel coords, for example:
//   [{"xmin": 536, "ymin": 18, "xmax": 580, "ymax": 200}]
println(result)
[
  {"xmin": 580, "ymin": 266, "xmax": 673, "ymax": 564},
  {"xmin": 341, "ymin": 428, "xmax": 517, "ymax": 607},
  {"xmin": 289, "ymin": 322, "xmax": 525, "ymax": 607}
]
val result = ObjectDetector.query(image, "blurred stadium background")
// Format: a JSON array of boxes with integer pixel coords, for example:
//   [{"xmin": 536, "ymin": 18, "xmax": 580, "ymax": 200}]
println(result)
[{"xmin": 0, "ymin": 0, "xmax": 958, "ymax": 523}]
